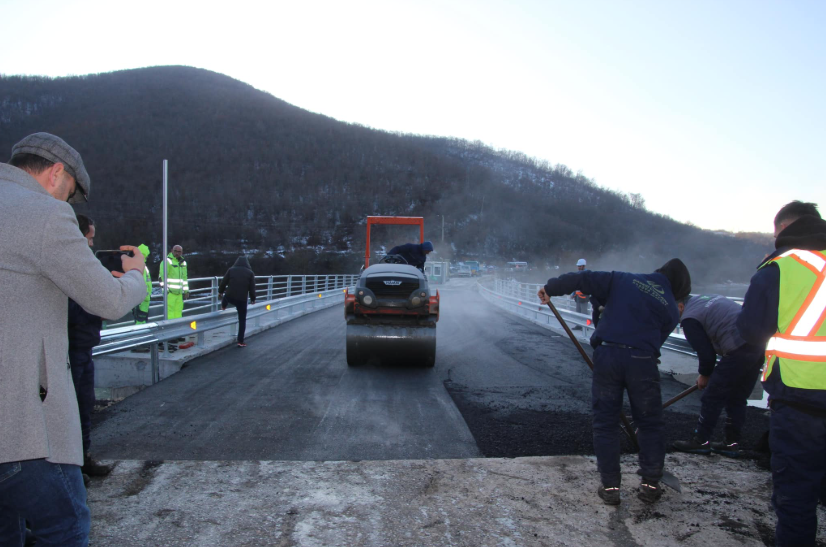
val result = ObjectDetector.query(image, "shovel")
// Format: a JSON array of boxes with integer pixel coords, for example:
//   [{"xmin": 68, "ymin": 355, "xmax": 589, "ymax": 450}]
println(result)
[
  {"xmin": 663, "ymin": 384, "xmax": 699, "ymax": 409},
  {"xmin": 654, "ymin": 385, "xmax": 699, "ymax": 493}
]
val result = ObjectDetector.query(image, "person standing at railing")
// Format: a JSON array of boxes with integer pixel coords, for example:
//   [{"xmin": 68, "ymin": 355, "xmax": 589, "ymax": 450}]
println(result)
[
  {"xmin": 159, "ymin": 245, "xmax": 189, "ymax": 320},
  {"xmin": 671, "ymin": 295, "xmax": 765, "ymax": 458},
  {"xmin": 132, "ymin": 244, "xmax": 153, "ymax": 324},
  {"xmin": 538, "ymin": 259, "xmax": 691, "ymax": 506},
  {"xmin": 736, "ymin": 200, "xmax": 826, "ymax": 547},
  {"xmin": 0, "ymin": 133, "xmax": 147, "ymax": 547},
  {"xmin": 67, "ymin": 214, "xmax": 114, "ymax": 485},
  {"xmin": 219, "ymin": 256, "xmax": 256, "ymax": 348}
]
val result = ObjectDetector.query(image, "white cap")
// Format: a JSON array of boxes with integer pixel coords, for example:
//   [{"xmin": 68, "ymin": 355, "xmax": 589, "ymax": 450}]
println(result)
[{"xmin": 576, "ymin": 259, "xmax": 586, "ymax": 266}]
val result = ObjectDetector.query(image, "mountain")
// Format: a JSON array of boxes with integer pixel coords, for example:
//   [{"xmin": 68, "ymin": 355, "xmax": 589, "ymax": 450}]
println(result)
[{"xmin": 0, "ymin": 66, "xmax": 771, "ymax": 283}]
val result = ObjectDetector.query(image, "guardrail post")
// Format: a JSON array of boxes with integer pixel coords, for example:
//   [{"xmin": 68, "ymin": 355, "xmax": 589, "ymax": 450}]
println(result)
[
  {"xmin": 212, "ymin": 277, "xmax": 219, "ymax": 312},
  {"xmin": 301, "ymin": 276, "xmax": 307, "ymax": 295},
  {"xmin": 267, "ymin": 276, "xmax": 273, "ymax": 301},
  {"xmin": 151, "ymin": 343, "xmax": 159, "ymax": 384}
]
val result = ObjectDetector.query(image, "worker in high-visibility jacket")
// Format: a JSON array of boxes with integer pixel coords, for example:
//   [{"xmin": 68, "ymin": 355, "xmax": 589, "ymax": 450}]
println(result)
[
  {"xmin": 159, "ymin": 245, "xmax": 189, "ymax": 319},
  {"xmin": 738, "ymin": 200, "xmax": 826, "ymax": 547},
  {"xmin": 572, "ymin": 258, "xmax": 590, "ymax": 314},
  {"xmin": 133, "ymin": 244, "xmax": 153, "ymax": 324}
]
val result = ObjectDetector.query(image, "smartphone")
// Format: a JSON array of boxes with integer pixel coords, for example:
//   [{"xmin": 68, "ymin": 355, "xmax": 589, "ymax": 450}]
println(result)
[{"xmin": 95, "ymin": 250, "xmax": 133, "ymax": 273}]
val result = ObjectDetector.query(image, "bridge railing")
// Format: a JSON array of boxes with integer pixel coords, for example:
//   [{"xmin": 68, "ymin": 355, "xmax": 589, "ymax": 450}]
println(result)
[
  {"xmin": 94, "ymin": 274, "xmax": 358, "ymax": 384},
  {"xmin": 479, "ymin": 278, "xmax": 697, "ymax": 356},
  {"xmin": 105, "ymin": 275, "xmax": 359, "ymax": 329}
]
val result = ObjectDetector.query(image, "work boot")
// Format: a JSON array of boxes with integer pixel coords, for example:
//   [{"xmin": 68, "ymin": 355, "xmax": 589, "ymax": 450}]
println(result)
[
  {"xmin": 638, "ymin": 481, "xmax": 663, "ymax": 504},
  {"xmin": 82, "ymin": 453, "xmax": 113, "ymax": 477},
  {"xmin": 598, "ymin": 485, "xmax": 621, "ymax": 505},
  {"xmin": 672, "ymin": 436, "xmax": 711, "ymax": 455},
  {"xmin": 710, "ymin": 440, "xmax": 740, "ymax": 458}
]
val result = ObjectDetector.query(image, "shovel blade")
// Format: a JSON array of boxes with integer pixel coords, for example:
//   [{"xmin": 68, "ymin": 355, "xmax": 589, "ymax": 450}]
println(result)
[{"xmin": 660, "ymin": 470, "xmax": 681, "ymax": 493}]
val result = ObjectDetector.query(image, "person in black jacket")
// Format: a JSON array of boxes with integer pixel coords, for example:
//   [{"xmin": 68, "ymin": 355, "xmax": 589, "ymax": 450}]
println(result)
[
  {"xmin": 68, "ymin": 215, "xmax": 112, "ymax": 483},
  {"xmin": 219, "ymin": 256, "xmax": 256, "ymax": 347},
  {"xmin": 386, "ymin": 241, "xmax": 434, "ymax": 271}
]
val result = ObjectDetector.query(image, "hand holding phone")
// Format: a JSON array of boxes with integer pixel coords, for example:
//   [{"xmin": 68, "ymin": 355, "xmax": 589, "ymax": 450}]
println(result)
[
  {"xmin": 119, "ymin": 245, "xmax": 145, "ymax": 275},
  {"xmin": 96, "ymin": 250, "xmax": 132, "ymax": 273},
  {"xmin": 96, "ymin": 246, "xmax": 145, "ymax": 277}
]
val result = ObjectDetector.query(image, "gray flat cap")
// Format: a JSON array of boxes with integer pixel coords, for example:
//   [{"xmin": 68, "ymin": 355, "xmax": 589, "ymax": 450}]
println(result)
[{"xmin": 10, "ymin": 132, "xmax": 90, "ymax": 203}]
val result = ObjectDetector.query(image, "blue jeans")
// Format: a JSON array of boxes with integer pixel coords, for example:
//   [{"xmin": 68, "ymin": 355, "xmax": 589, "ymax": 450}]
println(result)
[
  {"xmin": 592, "ymin": 344, "xmax": 664, "ymax": 486},
  {"xmin": 771, "ymin": 402, "xmax": 826, "ymax": 547},
  {"xmin": 70, "ymin": 349, "xmax": 95, "ymax": 454},
  {"xmin": 0, "ymin": 459, "xmax": 90, "ymax": 546},
  {"xmin": 695, "ymin": 346, "xmax": 764, "ymax": 442}
]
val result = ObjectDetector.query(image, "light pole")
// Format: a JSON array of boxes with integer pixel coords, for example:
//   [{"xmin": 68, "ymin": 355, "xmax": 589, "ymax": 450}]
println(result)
[{"xmin": 162, "ymin": 160, "xmax": 168, "ymax": 321}]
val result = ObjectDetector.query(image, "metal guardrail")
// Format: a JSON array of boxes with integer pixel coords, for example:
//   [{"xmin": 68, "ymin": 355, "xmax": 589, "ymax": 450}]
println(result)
[
  {"xmin": 94, "ymin": 275, "xmax": 357, "ymax": 384},
  {"xmin": 106, "ymin": 274, "xmax": 359, "ymax": 329},
  {"xmin": 480, "ymin": 278, "xmax": 697, "ymax": 355}
]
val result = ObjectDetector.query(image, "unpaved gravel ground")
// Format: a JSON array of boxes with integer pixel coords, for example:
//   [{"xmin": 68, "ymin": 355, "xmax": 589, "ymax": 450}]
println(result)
[{"xmin": 87, "ymin": 455, "xmax": 826, "ymax": 547}]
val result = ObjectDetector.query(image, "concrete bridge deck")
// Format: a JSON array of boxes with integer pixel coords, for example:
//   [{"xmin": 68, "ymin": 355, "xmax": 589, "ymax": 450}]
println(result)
[{"xmin": 85, "ymin": 279, "xmax": 808, "ymax": 546}]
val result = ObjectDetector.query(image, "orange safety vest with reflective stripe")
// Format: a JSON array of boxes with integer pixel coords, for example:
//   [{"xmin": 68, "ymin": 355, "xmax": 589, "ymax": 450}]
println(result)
[{"xmin": 761, "ymin": 249, "xmax": 826, "ymax": 389}]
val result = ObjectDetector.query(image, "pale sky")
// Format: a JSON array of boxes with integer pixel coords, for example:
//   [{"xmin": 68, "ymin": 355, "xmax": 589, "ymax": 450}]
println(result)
[{"xmin": 1, "ymin": 0, "xmax": 823, "ymax": 233}]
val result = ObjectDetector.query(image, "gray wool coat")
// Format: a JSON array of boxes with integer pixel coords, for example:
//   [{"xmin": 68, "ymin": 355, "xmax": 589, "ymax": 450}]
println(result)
[{"xmin": 0, "ymin": 164, "xmax": 147, "ymax": 466}]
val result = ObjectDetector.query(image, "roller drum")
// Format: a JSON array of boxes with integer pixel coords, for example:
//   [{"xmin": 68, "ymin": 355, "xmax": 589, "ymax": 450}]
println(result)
[{"xmin": 346, "ymin": 323, "xmax": 436, "ymax": 367}]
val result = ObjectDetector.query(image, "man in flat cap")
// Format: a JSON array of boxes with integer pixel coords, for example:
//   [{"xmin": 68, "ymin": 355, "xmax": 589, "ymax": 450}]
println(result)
[{"xmin": 0, "ymin": 133, "xmax": 148, "ymax": 546}]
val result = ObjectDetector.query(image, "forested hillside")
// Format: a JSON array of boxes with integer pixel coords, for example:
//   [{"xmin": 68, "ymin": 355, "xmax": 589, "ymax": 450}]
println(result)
[{"xmin": 0, "ymin": 66, "xmax": 770, "ymax": 283}]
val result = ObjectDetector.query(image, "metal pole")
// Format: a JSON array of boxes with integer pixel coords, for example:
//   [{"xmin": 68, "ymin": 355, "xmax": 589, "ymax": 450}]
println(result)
[
  {"xmin": 150, "ymin": 342, "xmax": 159, "ymax": 384},
  {"xmin": 162, "ymin": 160, "xmax": 168, "ymax": 321}
]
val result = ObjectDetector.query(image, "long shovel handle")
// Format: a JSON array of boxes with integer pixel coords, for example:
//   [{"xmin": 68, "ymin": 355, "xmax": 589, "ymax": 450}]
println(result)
[
  {"xmin": 662, "ymin": 384, "xmax": 699, "ymax": 409},
  {"xmin": 545, "ymin": 300, "xmax": 640, "ymax": 451}
]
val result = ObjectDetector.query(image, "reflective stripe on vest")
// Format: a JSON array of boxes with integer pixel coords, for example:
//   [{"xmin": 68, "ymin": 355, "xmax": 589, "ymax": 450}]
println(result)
[
  {"xmin": 763, "ymin": 249, "xmax": 826, "ymax": 388},
  {"xmin": 161, "ymin": 256, "xmax": 187, "ymax": 293}
]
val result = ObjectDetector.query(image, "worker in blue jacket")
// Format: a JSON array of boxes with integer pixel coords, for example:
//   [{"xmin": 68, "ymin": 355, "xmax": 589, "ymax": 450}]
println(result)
[
  {"xmin": 737, "ymin": 200, "xmax": 826, "ymax": 547},
  {"xmin": 387, "ymin": 241, "xmax": 433, "ymax": 271},
  {"xmin": 538, "ymin": 259, "xmax": 691, "ymax": 505}
]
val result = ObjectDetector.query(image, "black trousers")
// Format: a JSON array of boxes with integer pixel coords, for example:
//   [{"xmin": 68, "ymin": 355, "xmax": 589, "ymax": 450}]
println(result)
[
  {"xmin": 222, "ymin": 295, "xmax": 248, "ymax": 343},
  {"xmin": 695, "ymin": 346, "xmax": 764, "ymax": 442},
  {"xmin": 69, "ymin": 349, "xmax": 94, "ymax": 454}
]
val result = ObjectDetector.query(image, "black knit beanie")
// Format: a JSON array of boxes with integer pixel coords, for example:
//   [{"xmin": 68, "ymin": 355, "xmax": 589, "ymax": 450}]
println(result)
[{"xmin": 655, "ymin": 259, "xmax": 691, "ymax": 301}]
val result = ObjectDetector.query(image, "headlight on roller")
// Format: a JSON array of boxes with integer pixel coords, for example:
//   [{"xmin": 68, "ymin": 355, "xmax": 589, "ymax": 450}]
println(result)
[
  {"xmin": 362, "ymin": 295, "xmax": 373, "ymax": 306},
  {"xmin": 411, "ymin": 296, "xmax": 421, "ymax": 306}
]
